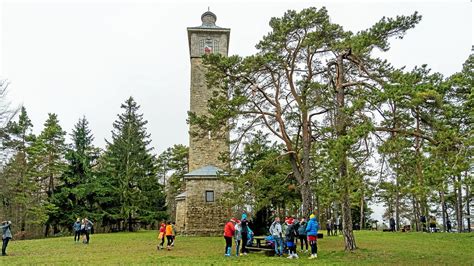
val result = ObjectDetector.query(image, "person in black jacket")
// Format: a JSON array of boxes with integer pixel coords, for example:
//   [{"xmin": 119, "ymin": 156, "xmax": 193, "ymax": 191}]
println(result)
[
  {"xmin": 240, "ymin": 213, "xmax": 249, "ymax": 255},
  {"xmin": 285, "ymin": 218, "xmax": 298, "ymax": 259}
]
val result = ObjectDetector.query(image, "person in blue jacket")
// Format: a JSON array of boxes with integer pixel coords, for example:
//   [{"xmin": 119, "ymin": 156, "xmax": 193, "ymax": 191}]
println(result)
[
  {"xmin": 0, "ymin": 221, "xmax": 12, "ymax": 256},
  {"xmin": 305, "ymin": 214, "xmax": 319, "ymax": 259},
  {"xmin": 73, "ymin": 218, "xmax": 81, "ymax": 243}
]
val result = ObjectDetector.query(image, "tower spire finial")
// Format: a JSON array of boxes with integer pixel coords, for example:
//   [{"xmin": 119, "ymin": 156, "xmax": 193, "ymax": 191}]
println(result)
[{"xmin": 208, "ymin": 6, "xmax": 210, "ymax": 12}]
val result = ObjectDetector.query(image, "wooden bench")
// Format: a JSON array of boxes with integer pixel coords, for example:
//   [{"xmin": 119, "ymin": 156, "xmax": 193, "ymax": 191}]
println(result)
[{"xmin": 246, "ymin": 236, "xmax": 275, "ymax": 255}]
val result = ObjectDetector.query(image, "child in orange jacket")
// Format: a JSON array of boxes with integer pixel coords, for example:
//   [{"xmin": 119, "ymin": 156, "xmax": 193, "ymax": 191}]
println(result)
[{"xmin": 165, "ymin": 221, "xmax": 174, "ymax": 250}]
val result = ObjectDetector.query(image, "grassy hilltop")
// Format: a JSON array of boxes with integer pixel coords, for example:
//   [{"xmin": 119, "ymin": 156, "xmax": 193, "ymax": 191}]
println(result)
[{"xmin": 2, "ymin": 230, "xmax": 473, "ymax": 265}]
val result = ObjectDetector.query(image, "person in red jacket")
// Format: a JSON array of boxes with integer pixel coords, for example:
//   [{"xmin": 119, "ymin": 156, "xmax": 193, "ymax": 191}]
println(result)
[{"xmin": 224, "ymin": 218, "xmax": 237, "ymax": 257}]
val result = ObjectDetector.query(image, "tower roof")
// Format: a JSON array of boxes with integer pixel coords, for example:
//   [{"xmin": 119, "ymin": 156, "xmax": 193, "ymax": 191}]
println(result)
[
  {"xmin": 184, "ymin": 165, "xmax": 228, "ymax": 177},
  {"xmin": 190, "ymin": 9, "xmax": 224, "ymax": 29}
]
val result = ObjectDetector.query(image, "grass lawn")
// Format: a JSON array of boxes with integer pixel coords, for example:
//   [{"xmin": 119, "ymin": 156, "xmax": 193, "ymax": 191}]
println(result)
[{"xmin": 1, "ymin": 230, "xmax": 473, "ymax": 265}]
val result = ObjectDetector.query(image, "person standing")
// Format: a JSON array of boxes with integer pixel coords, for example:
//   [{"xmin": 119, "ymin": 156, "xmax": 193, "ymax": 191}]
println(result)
[
  {"xmin": 165, "ymin": 222, "xmax": 174, "ymax": 250},
  {"xmin": 171, "ymin": 222, "xmax": 177, "ymax": 246},
  {"xmin": 234, "ymin": 220, "xmax": 242, "ymax": 256},
  {"xmin": 285, "ymin": 218, "xmax": 298, "ymax": 259},
  {"xmin": 326, "ymin": 219, "xmax": 332, "ymax": 236},
  {"xmin": 269, "ymin": 217, "xmax": 283, "ymax": 257},
  {"xmin": 389, "ymin": 217, "xmax": 396, "ymax": 232},
  {"xmin": 0, "ymin": 221, "xmax": 12, "ymax": 256},
  {"xmin": 297, "ymin": 218, "xmax": 308, "ymax": 252},
  {"xmin": 337, "ymin": 216, "xmax": 342, "ymax": 234},
  {"xmin": 240, "ymin": 213, "xmax": 250, "ymax": 255},
  {"xmin": 84, "ymin": 218, "xmax": 93, "ymax": 244},
  {"xmin": 223, "ymin": 218, "xmax": 236, "ymax": 257},
  {"xmin": 306, "ymin": 214, "xmax": 319, "ymax": 259},
  {"xmin": 73, "ymin": 218, "xmax": 81, "ymax": 243},
  {"xmin": 446, "ymin": 219, "xmax": 452, "ymax": 232}
]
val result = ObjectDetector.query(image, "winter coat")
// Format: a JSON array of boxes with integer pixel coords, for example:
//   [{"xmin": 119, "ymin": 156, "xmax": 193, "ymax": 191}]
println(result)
[
  {"xmin": 1, "ymin": 222, "xmax": 12, "ymax": 239},
  {"xmin": 306, "ymin": 217, "xmax": 319, "ymax": 236},
  {"xmin": 269, "ymin": 221, "xmax": 282, "ymax": 238},
  {"xmin": 234, "ymin": 223, "xmax": 242, "ymax": 241},
  {"xmin": 224, "ymin": 221, "xmax": 235, "ymax": 238},
  {"xmin": 285, "ymin": 223, "xmax": 297, "ymax": 242},
  {"xmin": 85, "ymin": 220, "xmax": 93, "ymax": 231},
  {"xmin": 165, "ymin": 225, "xmax": 173, "ymax": 236},
  {"xmin": 241, "ymin": 214, "xmax": 249, "ymax": 235},
  {"xmin": 73, "ymin": 221, "xmax": 81, "ymax": 232},
  {"xmin": 298, "ymin": 221, "xmax": 307, "ymax": 235}
]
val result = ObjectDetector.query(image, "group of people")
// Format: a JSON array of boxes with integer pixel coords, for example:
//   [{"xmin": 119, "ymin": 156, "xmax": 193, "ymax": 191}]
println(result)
[
  {"xmin": 223, "ymin": 213, "xmax": 252, "ymax": 257},
  {"xmin": 326, "ymin": 217, "xmax": 342, "ymax": 236},
  {"xmin": 269, "ymin": 214, "xmax": 319, "ymax": 259},
  {"xmin": 157, "ymin": 221, "xmax": 176, "ymax": 251},
  {"xmin": 223, "ymin": 213, "xmax": 319, "ymax": 259},
  {"xmin": 72, "ymin": 218, "xmax": 94, "ymax": 244}
]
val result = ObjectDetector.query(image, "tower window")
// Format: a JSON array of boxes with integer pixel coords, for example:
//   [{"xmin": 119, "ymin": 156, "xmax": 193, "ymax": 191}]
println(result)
[{"xmin": 205, "ymin": 190, "xmax": 214, "ymax": 202}]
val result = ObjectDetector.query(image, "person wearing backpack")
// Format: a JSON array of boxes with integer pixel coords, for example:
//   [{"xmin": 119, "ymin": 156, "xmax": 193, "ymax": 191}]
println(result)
[
  {"xmin": 298, "ymin": 218, "xmax": 308, "ymax": 253},
  {"xmin": 269, "ymin": 217, "xmax": 283, "ymax": 257},
  {"xmin": 306, "ymin": 214, "xmax": 319, "ymax": 259}
]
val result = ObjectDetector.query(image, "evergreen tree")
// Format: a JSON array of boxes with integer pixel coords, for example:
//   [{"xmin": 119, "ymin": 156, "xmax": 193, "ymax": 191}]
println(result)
[
  {"xmin": 51, "ymin": 117, "xmax": 100, "ymax": 230},
  {"xmin": 28, "ymin": 113, "xmax": 67, "ymax": 236},
  {"xmin": 103, "ymin": 97, "xmax": 165, "ymax": 231}
]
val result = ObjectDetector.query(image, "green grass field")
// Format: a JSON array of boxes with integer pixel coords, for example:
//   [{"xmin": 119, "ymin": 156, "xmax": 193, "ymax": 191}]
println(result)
[{"xmin": 1, "ymin": 230, "xmax": 473, "ymax": 265}]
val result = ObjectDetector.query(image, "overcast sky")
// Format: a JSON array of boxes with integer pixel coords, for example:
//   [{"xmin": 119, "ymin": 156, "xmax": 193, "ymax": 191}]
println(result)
[{"xmin": 0, "ymin": 0, "xmax": 472, "ymax": 221}]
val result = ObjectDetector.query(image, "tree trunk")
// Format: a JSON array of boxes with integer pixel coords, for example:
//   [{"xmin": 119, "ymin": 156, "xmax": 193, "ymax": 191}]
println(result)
[
  {"xmin": 456, "ymin": 175, "xmax": 463, "ymax": 233},
  {"xmin": 395, "ymin": 174, "xmax": 400, "ymax": 231},
  {"xmin": 412, "ymin": 196, "xmax": 419, "ymax": 231},
  {"xmin": 335, "ymin": 53, "xmax": 356, "ymax": 251},
  {"xmin": 128, "ymin": 212, "xmax": 133, "ymax": 232},
  {"xmin": 466, "ymin": 179, "xmax": 471, "ymax": 233},
  {"xmin": 360, "ymin": 190, "xmax": 364, "ymax": 230},
  {"xmin": 440, "ymin": 190, "xmax": 447, "ymax": 231}
]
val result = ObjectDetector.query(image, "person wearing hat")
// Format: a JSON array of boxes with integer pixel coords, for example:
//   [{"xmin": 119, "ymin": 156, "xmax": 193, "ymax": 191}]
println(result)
[
  {"xmin": 0, "ymin": 221, "xmax": 12, "ymax": 256},
  {"xmin": 240, "ymin": 213, "xmax": 250, "ymax": 255},
  {"xmin": 285, "ymin": 217, "xmax": 299, "ymax": 259},
  {"xmin": 306, "ymin": 214, "xmax": 319, "ymax": 259},
  {"xmin": 224, "ymin": 218, "xmax": 237, "ymax": 257}
]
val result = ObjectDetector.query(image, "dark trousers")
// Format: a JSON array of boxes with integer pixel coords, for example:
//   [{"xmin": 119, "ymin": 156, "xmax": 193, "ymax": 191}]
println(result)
[
  {"xmin": 85, "ymin": 230, "xmax": 90, "ymax": 243},
  {"xmin": 160, "ymin": 236, "xmax": 165, "ymax": 247},
  {"xmin": 224, "ymin": 236, "xmax": 232, "ymax": 253},
  {"xmin": 2, "ymin": 237, "xmax": 10, "ymax": 255},
  {"xmin": 299, "ymin": 235, "xmax": 308, "ymax": 250},
  {"xmin": 74, "ymin": 231, "xmax": 81, "ymax": 242},
  {"xmin": 309, "ymin": 239, "xmax": 317, "ymax": 255},
  {"xmin": 241, "ymin": 234, "xmax": 248, "ymax": 253},
  {"xmin": 166, "ymin": 235, "xmax": 173, "ymax": 247}
]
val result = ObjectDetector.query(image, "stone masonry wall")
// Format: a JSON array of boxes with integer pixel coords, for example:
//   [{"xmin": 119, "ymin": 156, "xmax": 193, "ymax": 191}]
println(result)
[
  {"xmin": 184, "ymin": 177, "xmax": 232, "ymax": 235},
  {"xmin": 188, "ymin": 58, "xmax": 229, "ymax": 172},
  {"xmin": 175, "ymin": 199, "xmax": 186, "ymax": 234}
]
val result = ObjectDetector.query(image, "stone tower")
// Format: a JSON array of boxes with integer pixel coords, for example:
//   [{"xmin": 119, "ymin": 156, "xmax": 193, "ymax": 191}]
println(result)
[{"xmin": 175, "ymin": 10, "xmax": 231, "ymax": 236}]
